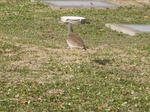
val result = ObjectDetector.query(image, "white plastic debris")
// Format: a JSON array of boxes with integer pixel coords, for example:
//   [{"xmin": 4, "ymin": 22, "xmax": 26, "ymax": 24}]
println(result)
[{"xmin": 61, "ymin": 16, "xmax": 86, "ymax": 24}]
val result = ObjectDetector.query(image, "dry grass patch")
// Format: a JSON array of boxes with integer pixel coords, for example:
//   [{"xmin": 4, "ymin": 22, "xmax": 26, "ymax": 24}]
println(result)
[
  {"xmin": 7, "ymin": 45, "xmax": 48, "ymax": 70},
  {"xmin": 24, "ymin": 73, "xmax": 56, "ymax": 84},
  {"xmin": 1, "ymin": 44, "xmax": 90, "ymax": 84},
  {"xmin": 46, "ymin": 48, "xmax": 93, "ymax": 64},
  {"xmin": 60, "ymin": 74, "xmax": 74, "ymax": 81},
  {"xmin": 1, "ymin": 71, "xmax": 57, "ymax": 85},
  {"xmin": 0, "ymin": 0, "xmax": 8, "ymax": 3},
  {"xmin": 96, "ymin": 45, "xmax": 150, "ymax": 83},
  {"xmin": 107, "ymin": 0, "xmax": 148, "ymax": 6},
  {"xmin": 46, "ymin": 89, "xmax": 64, "ymax": 96}
]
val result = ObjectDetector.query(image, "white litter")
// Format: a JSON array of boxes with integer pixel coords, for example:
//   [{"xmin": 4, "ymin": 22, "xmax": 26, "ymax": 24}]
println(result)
[{"xmin": 61, "ymin": 16, "xmax": 86, "ymax": 24}]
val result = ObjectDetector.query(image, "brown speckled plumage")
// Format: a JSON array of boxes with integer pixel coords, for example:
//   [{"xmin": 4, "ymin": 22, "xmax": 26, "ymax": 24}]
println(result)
[{"xmin": 66, "ymin": 23, "xmax": 86, "ymax": 50}]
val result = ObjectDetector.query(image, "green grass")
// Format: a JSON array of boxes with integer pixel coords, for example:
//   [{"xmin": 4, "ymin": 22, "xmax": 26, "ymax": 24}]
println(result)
[{"xmin": 0, "ymin": 1, "xmax": 150, "ymax": 111}]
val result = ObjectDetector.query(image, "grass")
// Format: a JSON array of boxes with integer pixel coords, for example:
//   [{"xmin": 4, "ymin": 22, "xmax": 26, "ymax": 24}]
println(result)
[{"xmin": 0, "ymin": 0, "xmax": 150, "ymax": 111}]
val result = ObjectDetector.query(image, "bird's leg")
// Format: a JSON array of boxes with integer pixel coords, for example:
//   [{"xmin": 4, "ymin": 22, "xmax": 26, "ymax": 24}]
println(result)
[
  {"xmin": 78, "ymin": 49, "xmax": 80, "ymax": 56},
  {"xmin": 76, "ymin": 49, "xmax": 80, "ymax": 63},
  {"xmin": 71, "ymin": 48, "xmax": 74, "ymax": 55},
  {"xmin": 69, "ymin": 48, "xmax": 74, "ymax": 56}
]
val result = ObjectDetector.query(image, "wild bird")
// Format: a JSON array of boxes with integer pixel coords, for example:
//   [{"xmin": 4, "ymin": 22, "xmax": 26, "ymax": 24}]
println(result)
[{"xmin": 66, "ymin": 23, "xmax": 86, "ymax": 51}]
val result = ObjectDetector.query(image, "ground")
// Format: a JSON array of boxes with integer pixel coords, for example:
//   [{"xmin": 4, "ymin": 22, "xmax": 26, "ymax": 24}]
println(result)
[{"xmin": 0, "ymin": 0, "xmax": 150, "ymax": 111}]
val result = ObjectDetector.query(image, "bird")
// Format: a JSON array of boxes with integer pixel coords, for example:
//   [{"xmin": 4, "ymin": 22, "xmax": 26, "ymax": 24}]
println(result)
[{"xmin": 66, "ymin": 23, "xmax": 86, "ymax": 51}]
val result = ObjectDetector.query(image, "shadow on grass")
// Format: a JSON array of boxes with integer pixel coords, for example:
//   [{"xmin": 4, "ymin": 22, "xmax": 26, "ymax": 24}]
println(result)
[{"xmin": 92, "ymin": 59, "xmax": 110, "ymax": 65}]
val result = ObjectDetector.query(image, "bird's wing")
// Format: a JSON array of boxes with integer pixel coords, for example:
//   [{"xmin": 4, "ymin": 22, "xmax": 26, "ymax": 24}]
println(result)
[{"xmin": 67, "ymin": 32, "xmax": 85, "ymax": 47}]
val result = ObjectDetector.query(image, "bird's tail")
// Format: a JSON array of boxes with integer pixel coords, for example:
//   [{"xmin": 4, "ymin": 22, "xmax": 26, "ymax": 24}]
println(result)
[{"xmin": 83, "ymin": 46, "xmax": 86, "ymax": 51}]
